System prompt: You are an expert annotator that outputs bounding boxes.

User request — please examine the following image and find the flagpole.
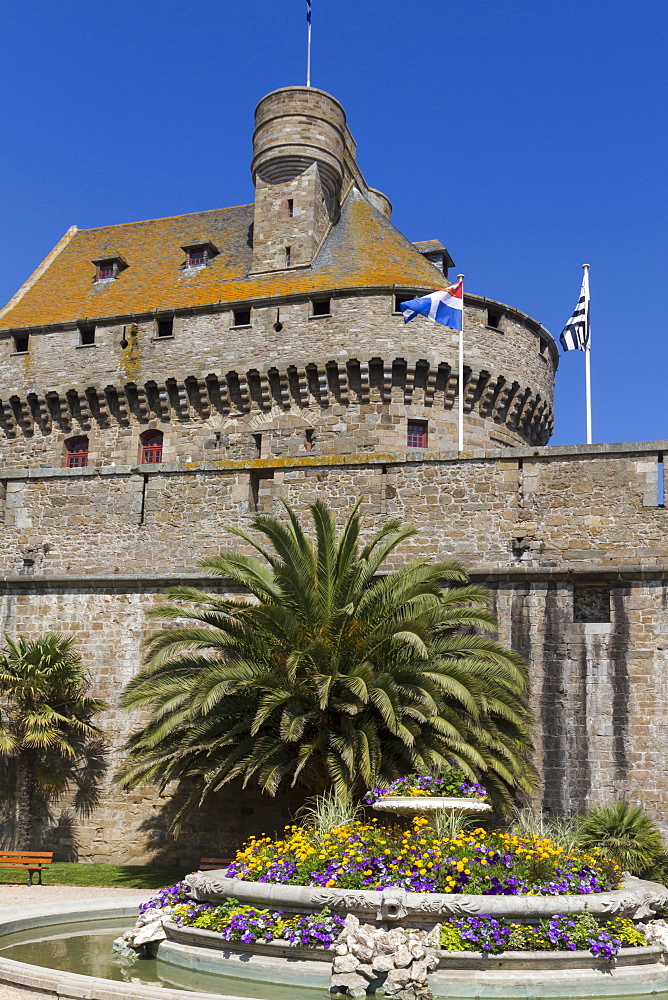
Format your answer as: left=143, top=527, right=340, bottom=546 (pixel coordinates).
left=583, top=263, right=592, bottom=444
left=306, top=0, right=312, bottom=87
left=457, top=274, right=465, bottom=452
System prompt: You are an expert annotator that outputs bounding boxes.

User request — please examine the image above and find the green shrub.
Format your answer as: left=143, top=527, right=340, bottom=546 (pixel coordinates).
left=577, top=801, right=664, bottom=874
left=440, top=923, right=469, bottom=951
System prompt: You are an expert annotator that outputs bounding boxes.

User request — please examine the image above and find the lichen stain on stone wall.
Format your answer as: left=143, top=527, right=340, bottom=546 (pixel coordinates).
left=540, top=582, right=568, bottom=815
left=610, top=584, right=630, bottom=781
left=510, top=584, right=532, bottom=665
left=572, top=640, right=592, bottom=812
left=120, top=324, right=140, bottom=382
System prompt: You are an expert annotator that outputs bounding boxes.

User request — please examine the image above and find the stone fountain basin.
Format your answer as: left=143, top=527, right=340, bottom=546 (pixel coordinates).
left=156, top=922, right=668, bottom=997
left=371, top=795, right=492, bottom=818
left=185, top=872, right=668, bottom=925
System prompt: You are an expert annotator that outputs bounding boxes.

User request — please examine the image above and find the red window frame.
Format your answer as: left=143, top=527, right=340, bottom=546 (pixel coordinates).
left=141, top=430, right=163, bottom=465
left=98, top=261, right=115, bottom=279
left=187, top=247, right=206, bottom=267
left=407, top=420, right=428, bottom=448
left=66, top=437, right=89, bottom=468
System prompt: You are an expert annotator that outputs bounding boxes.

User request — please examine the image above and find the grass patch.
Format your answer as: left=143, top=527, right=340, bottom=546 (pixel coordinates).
left=0, top=863, right=193, bottom=889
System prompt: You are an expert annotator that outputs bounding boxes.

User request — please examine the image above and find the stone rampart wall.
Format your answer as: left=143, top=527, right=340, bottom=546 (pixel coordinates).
left=0, top=442, right=664, bottom=864
left=0, top=443, right=663, bottom=576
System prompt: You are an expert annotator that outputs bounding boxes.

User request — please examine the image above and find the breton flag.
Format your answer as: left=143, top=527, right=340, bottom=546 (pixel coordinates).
left=307, top=0, right=311, bottom=23
left=560, top=272, right=590, bottom=351
left=400, top=280, right=464, bottom=331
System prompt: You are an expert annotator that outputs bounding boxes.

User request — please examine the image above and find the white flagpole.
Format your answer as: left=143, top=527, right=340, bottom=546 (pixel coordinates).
left=306, top=1, right=312, bottom=87
left=583, top=263, right=592, bottom=444
left=457, top=273, right=465, bottom=452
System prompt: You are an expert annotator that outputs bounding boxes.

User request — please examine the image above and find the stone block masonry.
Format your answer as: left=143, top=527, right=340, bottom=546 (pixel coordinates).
left=0, top=440, right=665, bottom=864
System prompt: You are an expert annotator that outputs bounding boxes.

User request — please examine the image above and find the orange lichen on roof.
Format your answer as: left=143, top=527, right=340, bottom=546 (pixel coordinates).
left=0, top=191, right=446, bottom=330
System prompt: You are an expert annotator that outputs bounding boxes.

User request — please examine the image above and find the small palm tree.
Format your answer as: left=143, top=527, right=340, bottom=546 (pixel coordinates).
left=577, top=801, right=664, bottom=874
left=0, top=633, right=107, bottom=849
left=117, top=501, right=536, bottom=829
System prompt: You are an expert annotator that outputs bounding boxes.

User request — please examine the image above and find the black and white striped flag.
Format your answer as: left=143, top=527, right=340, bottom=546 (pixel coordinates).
left=560, top=271, right=590, bottom=351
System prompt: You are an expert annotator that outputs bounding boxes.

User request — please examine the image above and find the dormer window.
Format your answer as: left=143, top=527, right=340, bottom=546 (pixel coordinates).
left=92, top=254, right=127, bottom=282
left=181, top=242, right=219, bottom=269
left=412, top=240, right=455, bottom=279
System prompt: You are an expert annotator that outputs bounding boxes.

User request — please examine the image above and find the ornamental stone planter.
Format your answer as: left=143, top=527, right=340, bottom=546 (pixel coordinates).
left=162, top=919, right=332, bottom=962
left=177, top=872, right=668, bottom=996
left=185, top=871, right=668, bottom=925
left=371, top=795, right=492, bottom=821
left=428, top=946, right=668, bottom=998
left=156, top=921, right=333, bottom=990
left=154, top=923, right=668, bottom=997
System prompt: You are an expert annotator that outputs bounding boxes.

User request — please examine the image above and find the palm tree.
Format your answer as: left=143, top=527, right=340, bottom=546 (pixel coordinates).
left=117, top=501, right=536, bottom=829
left=0, top=633, right=107, bottom=849
left=577, top=801, right=665, bottom=874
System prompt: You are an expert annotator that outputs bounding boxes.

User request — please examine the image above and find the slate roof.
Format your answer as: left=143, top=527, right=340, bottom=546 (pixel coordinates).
left=412, top=239, right=446, bottom=253
left=0, top=189, right=445, bottom=330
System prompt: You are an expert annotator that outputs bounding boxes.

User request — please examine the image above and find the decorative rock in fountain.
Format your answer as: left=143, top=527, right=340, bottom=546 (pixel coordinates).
left=331, top=915, right=441, bottom=999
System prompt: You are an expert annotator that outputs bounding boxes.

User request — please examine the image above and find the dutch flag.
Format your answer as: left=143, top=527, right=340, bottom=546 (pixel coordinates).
left=400, top=281, right=464, bottom=331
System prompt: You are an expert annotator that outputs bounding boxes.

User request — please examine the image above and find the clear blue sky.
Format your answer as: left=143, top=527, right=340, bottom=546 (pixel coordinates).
left=1, top=0, right=666, bottom=447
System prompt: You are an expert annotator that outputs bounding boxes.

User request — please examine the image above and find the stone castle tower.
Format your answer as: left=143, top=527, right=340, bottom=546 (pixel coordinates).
left=0, top=87, right=665, bottom=864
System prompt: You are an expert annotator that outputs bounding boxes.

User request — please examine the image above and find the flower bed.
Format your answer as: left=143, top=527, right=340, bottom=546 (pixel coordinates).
left=137, top=881, right=647, bottom=963
left=139, top=885, right=344, bottom=949
left=364, top=769, right=487, bottom=804
left=224, top=818, right=621, bottom=895
left=440, top=914, right=647, bottom=960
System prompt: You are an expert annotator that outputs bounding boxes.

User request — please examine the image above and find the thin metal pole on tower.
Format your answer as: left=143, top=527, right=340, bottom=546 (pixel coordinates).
left=583, top=263, right=592, bottom=444
left=457, top=274, right=465, bottom=452
left=306, top=0, right=312, bottom=87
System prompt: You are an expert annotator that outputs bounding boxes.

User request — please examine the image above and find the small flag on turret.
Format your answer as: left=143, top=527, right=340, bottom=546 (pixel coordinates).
left=560, top=273, right=590, bottom=351
left=307, top=0, right=311, bottom=24
left=400, top=280, right=464, bottom=331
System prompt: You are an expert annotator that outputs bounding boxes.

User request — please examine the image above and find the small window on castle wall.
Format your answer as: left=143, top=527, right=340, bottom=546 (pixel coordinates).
left=539, top=336, right=549, bottom=357
left=79, top=325, right=95, bottom=346
left=407, top=420, right=428, bottom=448
left=305, top=429, right=314, bottom=453
left=312, top=298, right=331, bottom=317
left=66, top=436, right=89, bottom=469
left=141, top=430, right=163, bottom=465
left=487, top=309, right=502, bottom=329
left=157, top=319, right=173, bottom=338
left=233, top=308, right=251, bottom=327
left=285, top=246, right=291, bottom=268
left=287, top=199, right=294, bottom=218
left=394, top=294, right=412, bottom=314
left=13, top=334, right=29, bottom=354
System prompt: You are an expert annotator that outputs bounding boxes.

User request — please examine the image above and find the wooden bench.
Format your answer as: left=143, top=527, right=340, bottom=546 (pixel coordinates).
left=0, top=851, right=53, bottom=885
left=199, top=857, right=234, bottom=871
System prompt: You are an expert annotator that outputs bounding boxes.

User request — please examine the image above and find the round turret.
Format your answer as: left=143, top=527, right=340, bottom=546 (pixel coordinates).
left=251, top=87, right=347, bottom=201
